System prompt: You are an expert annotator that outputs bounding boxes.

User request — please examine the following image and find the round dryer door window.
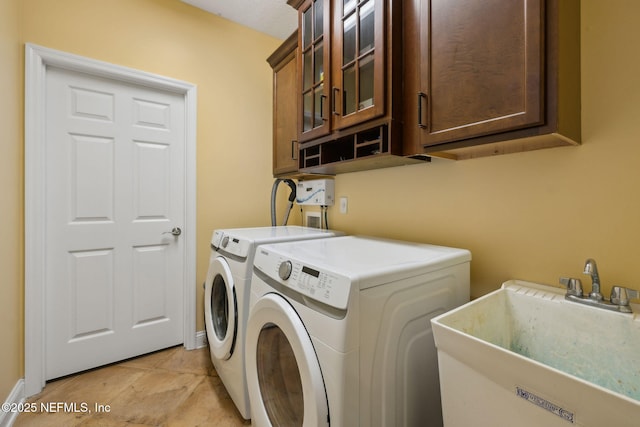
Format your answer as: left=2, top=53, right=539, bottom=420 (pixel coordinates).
left=204, top=257, right=237, bottom=360
left=246, top=293, right=329, bottom=427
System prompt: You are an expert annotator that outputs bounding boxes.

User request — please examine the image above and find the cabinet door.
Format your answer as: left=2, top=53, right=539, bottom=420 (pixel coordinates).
left=273, top=50, right=299, bottom=176
left=419, top=0, right=544, bottom=146
left=332, top=0, right=385, bottom=130
left=298, top=0, right=332, bottom=142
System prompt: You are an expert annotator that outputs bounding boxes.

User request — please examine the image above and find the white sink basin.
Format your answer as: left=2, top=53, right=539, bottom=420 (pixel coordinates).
left=432, top=280, right=640, bottom=427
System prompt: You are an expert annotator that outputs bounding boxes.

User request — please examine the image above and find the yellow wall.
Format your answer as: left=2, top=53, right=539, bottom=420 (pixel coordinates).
left=3, top=0, right=640, bottom=405
left=0, top=0, right=23, bottom=402
left=330, top=1, right=640, bottom=299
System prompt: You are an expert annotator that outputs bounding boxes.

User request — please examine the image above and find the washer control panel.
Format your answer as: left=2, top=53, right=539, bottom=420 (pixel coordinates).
left=254, top=249, right=351, bottom=310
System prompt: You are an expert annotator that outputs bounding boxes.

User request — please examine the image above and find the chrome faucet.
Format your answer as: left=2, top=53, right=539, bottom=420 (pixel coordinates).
left=583, top=258, right=603, bottom=301
left=560, top=258, right=639, bottom=313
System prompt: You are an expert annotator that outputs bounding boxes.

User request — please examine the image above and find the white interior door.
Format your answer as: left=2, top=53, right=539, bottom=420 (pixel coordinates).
left=44, top=66, right=186, bottom=380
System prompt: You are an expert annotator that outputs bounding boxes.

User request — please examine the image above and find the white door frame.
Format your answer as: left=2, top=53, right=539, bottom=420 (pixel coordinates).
left=24, top=43, right=197, bottom=396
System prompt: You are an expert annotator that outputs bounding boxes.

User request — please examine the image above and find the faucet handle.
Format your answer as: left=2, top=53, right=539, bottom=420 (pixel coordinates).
left=560, top=277, right=583, bottom=297
left=610, top=286, right=639, bottom=306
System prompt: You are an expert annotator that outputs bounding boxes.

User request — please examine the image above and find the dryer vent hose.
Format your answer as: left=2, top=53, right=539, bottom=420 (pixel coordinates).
left=271, top=179, right=296, bottom=226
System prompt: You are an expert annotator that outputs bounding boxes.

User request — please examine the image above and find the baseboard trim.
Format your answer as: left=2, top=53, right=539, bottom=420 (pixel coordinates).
left=0, top=379, right=25, bottom=427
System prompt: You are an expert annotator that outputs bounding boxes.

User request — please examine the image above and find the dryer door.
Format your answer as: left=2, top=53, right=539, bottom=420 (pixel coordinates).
left=246, top=293, right=329, bottom=427
left=204, top=256, right=237, bottom=360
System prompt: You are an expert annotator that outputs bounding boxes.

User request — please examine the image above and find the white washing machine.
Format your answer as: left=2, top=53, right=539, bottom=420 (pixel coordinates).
left=203, top=226, right=342, bottom=419
left=245, top=235, right=471, bottom=427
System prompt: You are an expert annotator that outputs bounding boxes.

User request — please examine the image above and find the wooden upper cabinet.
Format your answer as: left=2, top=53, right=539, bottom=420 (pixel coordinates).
left=405, top=0, right=581, bottom=159
left=288, top=0, right=415, bottom=174
left=268, top=32, right=299, bottom=177
left=424, top=0, right=544, bottom=145
left=296, top=0, right=332, bottom=142
left=331, top=0, right=385, bottom=130
left=292, top=0, right=390, bottom=143
left=283, top=0, right=580, bottom=170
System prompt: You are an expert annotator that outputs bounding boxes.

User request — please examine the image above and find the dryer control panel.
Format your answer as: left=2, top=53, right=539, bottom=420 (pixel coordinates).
left=254, top=249, right=351, bottom=310
left=211, top=230, right=250, bottom=258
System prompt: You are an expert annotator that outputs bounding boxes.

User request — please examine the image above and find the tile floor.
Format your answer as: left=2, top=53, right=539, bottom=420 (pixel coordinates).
left=14, top=346, right=251, bottom=426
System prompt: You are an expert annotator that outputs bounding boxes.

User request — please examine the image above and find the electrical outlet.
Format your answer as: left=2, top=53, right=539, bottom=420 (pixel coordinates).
left=339, top=197, right=348, bottom=214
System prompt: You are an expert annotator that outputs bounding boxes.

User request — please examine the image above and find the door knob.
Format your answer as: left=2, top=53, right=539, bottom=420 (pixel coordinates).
left=163, top=227, right=182, bottom=236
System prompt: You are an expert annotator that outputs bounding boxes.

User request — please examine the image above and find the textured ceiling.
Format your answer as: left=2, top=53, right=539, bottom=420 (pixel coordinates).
left=181, top=0, right=297, bottom=40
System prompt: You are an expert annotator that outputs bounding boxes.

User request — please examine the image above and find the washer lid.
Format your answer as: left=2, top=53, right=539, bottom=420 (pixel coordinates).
left=258, top=235, right=471, bottom=290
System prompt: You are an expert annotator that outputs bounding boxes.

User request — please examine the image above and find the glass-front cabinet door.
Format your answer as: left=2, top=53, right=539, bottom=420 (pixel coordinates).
left=332, top=0, right=384, bottom=130
left=298, top=0, right=331, bottom=142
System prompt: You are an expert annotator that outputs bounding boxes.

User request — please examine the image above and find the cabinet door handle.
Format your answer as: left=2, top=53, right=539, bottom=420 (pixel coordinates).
left=291, top=140, right=298, bottom=160
left=418, top=92, right=428, bottom=129
left=320, top=95, right=328, bottom=121
left=332, top=87, right=340, bottom=116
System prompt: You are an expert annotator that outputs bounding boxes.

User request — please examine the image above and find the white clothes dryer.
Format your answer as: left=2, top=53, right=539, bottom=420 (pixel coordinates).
left=245, top=236, right=471, bottom=427
left=203, top=226, right=342, bottom=419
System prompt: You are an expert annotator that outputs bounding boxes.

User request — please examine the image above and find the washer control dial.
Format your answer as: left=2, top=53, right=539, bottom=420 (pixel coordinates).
left=221, top=236, right=229, bottom=248
left=278, top=260, right=293, bottom=280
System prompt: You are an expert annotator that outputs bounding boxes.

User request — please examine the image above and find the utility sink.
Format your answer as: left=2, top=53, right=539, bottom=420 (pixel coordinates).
left=431, top=280, right=640, bottom=427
